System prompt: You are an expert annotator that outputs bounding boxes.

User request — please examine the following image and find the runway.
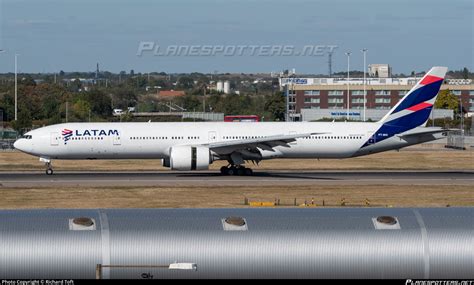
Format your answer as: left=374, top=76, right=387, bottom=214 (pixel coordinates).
left=1, top=170, right=473, bottom=188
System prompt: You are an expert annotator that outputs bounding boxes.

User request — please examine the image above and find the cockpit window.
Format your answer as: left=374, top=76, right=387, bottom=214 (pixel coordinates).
left=21, top=135, right=32, bottom=139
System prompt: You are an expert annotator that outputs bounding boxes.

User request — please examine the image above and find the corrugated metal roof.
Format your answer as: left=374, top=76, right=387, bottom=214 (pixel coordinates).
left=0, top=208, right=472, bottom=279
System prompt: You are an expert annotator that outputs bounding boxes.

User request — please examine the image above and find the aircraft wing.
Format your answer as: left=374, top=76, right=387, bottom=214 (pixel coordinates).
left=203, top=132, right=325, bottom=153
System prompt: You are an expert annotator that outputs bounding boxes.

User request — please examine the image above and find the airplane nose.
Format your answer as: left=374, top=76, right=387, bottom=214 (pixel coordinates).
left=13, top=139, right=26, bottom=152
left=14, top=137, right=35, bottom=154
left=13, top=139, right=20, bottom=150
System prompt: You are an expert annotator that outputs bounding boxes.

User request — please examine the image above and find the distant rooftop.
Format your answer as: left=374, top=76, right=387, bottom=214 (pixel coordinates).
left=158, top=90, right=185, bottom=97
left=279, top=77, right=472, bottom=86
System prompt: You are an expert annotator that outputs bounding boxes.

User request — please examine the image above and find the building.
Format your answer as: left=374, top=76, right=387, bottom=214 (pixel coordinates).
left=215, top=80, right=231, bottom=94
left=216, top=81, right=224, bottom=92
left=368, top=64, right=391, bottom=78
left=158, top=90, right=185, bottom=98
left=280, top=77, right=474, bottom=121
left=223, top=80, right=231, bottom=94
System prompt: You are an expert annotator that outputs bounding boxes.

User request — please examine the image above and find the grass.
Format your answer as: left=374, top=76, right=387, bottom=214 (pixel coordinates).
left=0, top=185, right=472, bottom=209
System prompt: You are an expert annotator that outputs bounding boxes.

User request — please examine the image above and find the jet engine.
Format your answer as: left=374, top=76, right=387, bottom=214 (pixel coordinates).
left=165, top=146, right=211, bottom=170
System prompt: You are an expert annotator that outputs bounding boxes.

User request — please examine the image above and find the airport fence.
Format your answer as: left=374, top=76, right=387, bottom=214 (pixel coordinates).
left=445, top=130, right=466, bottom=150
left=0, top=127, right=18, bottom=151
left=0, top=139, right=15, bottom=151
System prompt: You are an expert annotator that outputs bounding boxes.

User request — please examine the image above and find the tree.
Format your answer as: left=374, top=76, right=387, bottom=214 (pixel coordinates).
left=207, top=94, right=222, bottom=112
left=137, top=101, right=156, bottom=112
left=83, top=89, right=112, bottom=118
left=136, top=76, right=148, bottom=88
left=20, top=75, right=37, bottom=86
left=175, top=94, right=200, bottom=111
left=48, top=112, right=62, bottom=125
left=31, top=83, right=69, bottom=120
left=176, top=76, right=194, bottom=90
left=73, top=99, right=91, bottom=121
left=12, top=108, right=32, bottom=134
left=192, top=78, right=208, bottom=95
left=42, top=93, right=61, bottom=120
left=120, top=111, right=134, bottom=122
left=219, top=95, right=247, bottom=115
left=462, top=67, right=469, bottom=80
left=434, top=90, right=459, bottom=111
left=111, top=88, right=137, bottom=109
left=264, top=92, right=286, bottom=121
left=69, top=79, right=82, bottom=92
left=0, top=93, right=15, bottom=121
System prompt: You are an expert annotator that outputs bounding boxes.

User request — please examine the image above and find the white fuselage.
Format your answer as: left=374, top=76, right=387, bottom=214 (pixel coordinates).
left=14, top=121, right=440, bottom=161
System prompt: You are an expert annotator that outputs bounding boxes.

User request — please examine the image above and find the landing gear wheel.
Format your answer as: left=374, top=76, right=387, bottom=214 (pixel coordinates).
left=220, top=166, right=229, bottom=175
left=227, top=167, right=236, bottom=176
left=244, top=168, right=253, bottom=176
left=46, top=168, right=53, bottom=175
left=236, top=167, right=245, bottom=176
left=221, top=163, right=254, bottom=176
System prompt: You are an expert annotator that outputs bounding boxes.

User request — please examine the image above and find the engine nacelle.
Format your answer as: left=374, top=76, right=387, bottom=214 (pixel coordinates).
left=169, top=146, right=211, bottom=171
left=162, top=157, right=170, bottom=168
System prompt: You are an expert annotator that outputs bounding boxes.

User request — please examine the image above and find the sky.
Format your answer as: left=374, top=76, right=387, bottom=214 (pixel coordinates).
left=0, top=0, right=472, bottom=74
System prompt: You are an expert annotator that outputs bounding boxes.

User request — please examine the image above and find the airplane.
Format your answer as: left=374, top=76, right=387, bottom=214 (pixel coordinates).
left=14, top=66, right=449, bottom=176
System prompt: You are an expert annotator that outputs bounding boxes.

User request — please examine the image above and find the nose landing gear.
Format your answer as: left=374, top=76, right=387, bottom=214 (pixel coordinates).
left=46, top=165, right=54, bottom=175
left=40, top=157, right=54, bottom=175
left=45, top=162, right=54, bottom=175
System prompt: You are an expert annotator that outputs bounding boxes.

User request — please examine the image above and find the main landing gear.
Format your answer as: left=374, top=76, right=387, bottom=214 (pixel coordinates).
left=220, top=165, right=253, bottom=176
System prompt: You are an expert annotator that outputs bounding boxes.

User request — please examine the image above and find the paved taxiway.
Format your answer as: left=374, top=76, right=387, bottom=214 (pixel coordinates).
left=0, top=170, right=473, bottom=188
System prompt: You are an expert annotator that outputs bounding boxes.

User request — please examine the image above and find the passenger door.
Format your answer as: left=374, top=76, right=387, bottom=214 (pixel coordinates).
left=50, top=132, right=59, bottom=146
left=208, top=131, right=217, bottom=143
left=113, top=135, right=121, bottom=146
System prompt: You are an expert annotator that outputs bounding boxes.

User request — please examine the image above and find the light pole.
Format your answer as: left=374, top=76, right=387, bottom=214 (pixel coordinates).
left=283, top=72, right=290, bottom=122
left=361, top=48, right=367, bottom=122
left=345, top=52, right=351, bottom=120
left=285, top=81, right=289, bottom=122
left=14, top=53, right=18, bottom=121
left=460, top=97, right=464, bottom=135
left=290, top=81, right=294, bottom=122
